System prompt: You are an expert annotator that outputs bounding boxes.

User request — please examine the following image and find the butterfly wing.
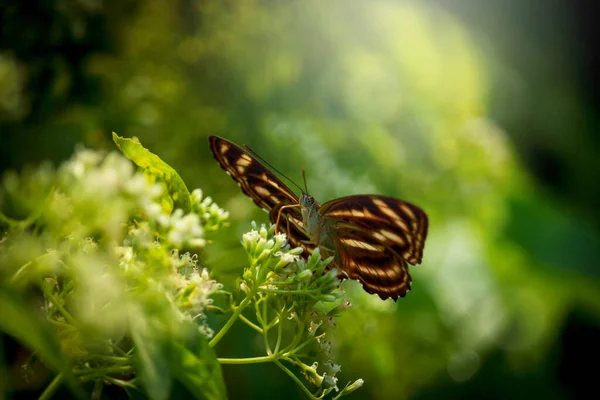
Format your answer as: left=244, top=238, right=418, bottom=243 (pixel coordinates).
left=209, top=136, right=315, bottom=254
left=319, top=195, right=428, bottom=300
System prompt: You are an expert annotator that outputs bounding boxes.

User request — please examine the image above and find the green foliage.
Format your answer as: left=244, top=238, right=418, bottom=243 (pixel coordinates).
left=112, top=133, right=191, bottom=213
left=0, top=138, right=229, bottom=399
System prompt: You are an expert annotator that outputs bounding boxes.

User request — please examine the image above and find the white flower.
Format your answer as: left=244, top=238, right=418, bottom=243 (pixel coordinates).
left=274, top=232, right=287, bottom=247
left=323, top=374, right=338, bottom=390
left=242, top=229, right=260, bottom=246
left=326, top=361, right=341, bottom=375
left=278, top=251, right=299, bottom=264
left=124, top=174, right=149, bottom=196
left=144, top=202, right=163, bottom=218
left=191, top=188, right=203, bottom=202
left=68, top=149, right=103, bottom=178
left=167, top=212, right=204, bottom=247
left=259, top=224, right=268, bottom=239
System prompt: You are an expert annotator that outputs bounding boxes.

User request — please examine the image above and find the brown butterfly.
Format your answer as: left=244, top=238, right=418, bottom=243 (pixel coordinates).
left=209, top=136, right=428, bottom=300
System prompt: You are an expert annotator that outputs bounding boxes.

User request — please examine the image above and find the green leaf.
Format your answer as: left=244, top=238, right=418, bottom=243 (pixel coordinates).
left=130, top=317, right=172, bottom=400
left=112, top=132, right=191, bottom=213
left=170, top=323, right=227, bottom=400
left=0, top=288, right=85, bottom=399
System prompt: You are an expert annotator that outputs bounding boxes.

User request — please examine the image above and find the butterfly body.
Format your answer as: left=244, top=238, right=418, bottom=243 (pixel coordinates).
left=209, top=135, right=428, bottom=301
left=299, top=194, right=332, bottom=251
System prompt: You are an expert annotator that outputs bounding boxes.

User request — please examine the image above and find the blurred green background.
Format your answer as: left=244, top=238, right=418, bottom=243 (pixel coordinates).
left=1, top=0, right=600, bottom=399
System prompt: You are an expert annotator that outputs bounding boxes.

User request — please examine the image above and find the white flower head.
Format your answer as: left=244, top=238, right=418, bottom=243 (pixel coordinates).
left=242, top=229, right=260, bottom=247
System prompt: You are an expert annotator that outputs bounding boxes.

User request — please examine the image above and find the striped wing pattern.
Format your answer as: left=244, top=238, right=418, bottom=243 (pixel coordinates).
left=208, top=136, right=316, bottom=256
left=209, top=135, right=429, bottom=301
left=320, top=195, right=428, bottom=299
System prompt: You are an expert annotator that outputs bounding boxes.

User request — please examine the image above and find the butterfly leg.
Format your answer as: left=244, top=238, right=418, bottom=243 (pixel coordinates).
left=274, top=204, right=300, bottom=234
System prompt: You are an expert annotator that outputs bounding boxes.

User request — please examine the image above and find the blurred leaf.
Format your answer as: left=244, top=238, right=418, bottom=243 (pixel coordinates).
left=170, top=322, right=227, bottom=400
left=0, top=288, right=84, bottom=399
left=112, top=133, right=191, bottom=213
left=130, top=317, right=172, bottom=400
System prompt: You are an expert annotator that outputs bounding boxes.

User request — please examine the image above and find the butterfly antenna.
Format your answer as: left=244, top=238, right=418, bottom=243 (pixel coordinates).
left=244, top=143, right=304, bottom=193
left=302, top=169, right=309, bottom=194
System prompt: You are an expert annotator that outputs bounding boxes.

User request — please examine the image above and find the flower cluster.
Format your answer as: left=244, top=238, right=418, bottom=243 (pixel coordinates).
left=0, top=146, right=228, bottom=398
left=212, top=221, right=362, bottom=399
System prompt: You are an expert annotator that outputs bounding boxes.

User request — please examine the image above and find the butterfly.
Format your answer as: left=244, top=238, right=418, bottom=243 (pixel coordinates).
left=208, top=135, right=428, bottom=300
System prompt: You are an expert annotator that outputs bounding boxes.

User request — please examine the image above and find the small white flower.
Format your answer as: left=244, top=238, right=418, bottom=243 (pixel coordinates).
left=168, top=212, right=204, bottom=247
left=259, top=225, right=268, bottom=239
left=274, top=232, right=287, bottom=247
left=144, top=202, right=163, bottom=218
left=191, top=188, right=203, bottom=202
left=156, top=213, right=170, bottom=227
left=187, top=238, right=207, bottom=248
left=278, top=252, right=299, bottom=264
left=327, top=361, right=341, bottom=375
left=320, top=340, right=332, bottom=354
left=323, top=374, right=338, bottom=390
left=117, top=246, right=134, bottom=267
left=242, top=229, right=260, bottom=245
left=148, top=183, right=163, bottom=198
left=124, top=174, right=148, bottom=196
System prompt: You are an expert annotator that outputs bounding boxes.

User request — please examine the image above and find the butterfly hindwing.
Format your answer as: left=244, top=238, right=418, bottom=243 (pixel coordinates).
left=320, top=195, right=428, bottom=265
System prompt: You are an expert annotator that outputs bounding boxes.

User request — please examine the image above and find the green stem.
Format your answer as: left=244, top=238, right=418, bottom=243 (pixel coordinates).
left=289, top=333, right=323, bottom=356
left=254, top=297, right=265, bottom=327
left=42, top=288, right=79, bottom=327
left=92, top=378, right=103, bottom=400
left=209, top=293, right=253, bottom=348
left=39, top=373, right=64, bottom=400
left=258, top=288, right=321, bottom=297
left=274, top=360, right=318, bottom=400
left=104, top=376, right=138, bottom=388
left=265, top=314, right=282, bottom=331
left=261, top=298, right=272, bottom=354
left=73, top=365, right=135, bottom=377
left=238, top=314, right=262, bottom=333
left=274, top=313, right=283, bottom=354
left=80, top=355, right=131, bottom=364
left=217, top=355, right=277, bottom=364
left=278, top=320, right=306, bottom=355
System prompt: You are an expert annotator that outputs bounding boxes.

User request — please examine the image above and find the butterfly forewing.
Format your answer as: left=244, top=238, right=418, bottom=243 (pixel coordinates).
left=209, top=136, right=299, bottom=212
left=209, top=136, right=314, bottom=252
left=209, top=135, right=429, bottom=301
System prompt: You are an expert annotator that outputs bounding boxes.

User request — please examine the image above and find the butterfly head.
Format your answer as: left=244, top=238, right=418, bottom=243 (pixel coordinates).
left=299, top=192, right=321, bottom=239
left=300, top=193, right=315, bottom=208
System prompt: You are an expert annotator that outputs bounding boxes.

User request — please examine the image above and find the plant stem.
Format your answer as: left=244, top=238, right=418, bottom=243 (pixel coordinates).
left=39, top=373, right=64, bottom=400
left=42, top=287, right=79, bottom=327
left=217, top=355, right=277, bottom=364
left=209, top=293, right=253, bottom=348
left=274, top=313, right=283, bottom=354
left=274, top=360, right=318, bottom=399
left=238, top=314, right=262, bottom=333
